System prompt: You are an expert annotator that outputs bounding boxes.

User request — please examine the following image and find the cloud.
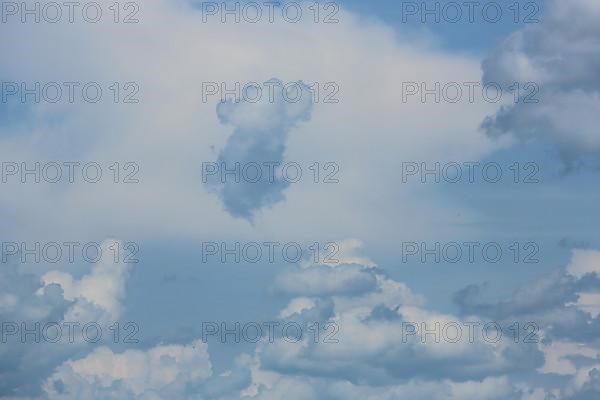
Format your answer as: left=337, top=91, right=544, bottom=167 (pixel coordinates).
left=4, top=0, right=592, bottom=398
left=453, top=249, right=600, bottom=343
left=248, top=372, right=529, bottom=400
left=0, top=262, right=71, bottom=396
left=540, top=341, right=600, bottom=375
left=0, top=239, right=136, bottom=397
left=274, top=264, right=378, bottom=297
left=300, top=239, right=376, bottom=268
left=0, top=0, right=495, bottom=245
left=1, top=239, right=250, bottom=400
left=43, top=340, right=212, bottom=400
left=480, top=0, right=600, bottom=168
left=256, top=242, right=543, bottom=386
left=563, top=366, right=600, bottom=400
left=42, top=342, right=260, bottom=400
left=40, top=240, right=134, bottom=323
left=453, top=248, right=600, bottom=398
left=205, top=79, right=313, bottom=220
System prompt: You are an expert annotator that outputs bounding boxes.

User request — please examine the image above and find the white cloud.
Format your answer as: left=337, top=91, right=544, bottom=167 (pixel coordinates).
left=40, top=239, right=133, bottom=322
left=566, top=249, right=600, bottom=279
left=249, top=373, right=527, bottom=400
left=44, top=340, right=212, bottom=400
left=540, top=341, right=600, bottom=375
left=279, top=297, right=317, bottom=319
left=258, top=242, right=542, bottom=385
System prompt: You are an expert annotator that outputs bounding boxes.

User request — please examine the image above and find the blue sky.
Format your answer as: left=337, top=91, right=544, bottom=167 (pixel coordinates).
left=338, top=0, right=548, bottom=51
left=1, top=0, right=600, bottom=399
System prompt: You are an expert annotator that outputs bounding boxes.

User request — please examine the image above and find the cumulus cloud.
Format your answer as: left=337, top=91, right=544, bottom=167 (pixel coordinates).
left=0, top=239, right=136, bottom=397
left=205, top=79, right=313, bottom=220
left=454, top=248, right=600, bottom=399
left=3, top=0, right=595, bottom=398
left=40, top=240, right=134, bottom=323
left=41, top=341, right=261, bottom=400
left=258, top=306, right=542, bottom=385
left=480, top=0, right=600, bottom=168
left=44, top=340, right=212, bottom=400
left=1, top=240, right=254, bottom=400
left=453, top=249, right=600, bottom=343
left=0, top=263, right=71, bottom=396
left=256, top=241, right=543, bottom=387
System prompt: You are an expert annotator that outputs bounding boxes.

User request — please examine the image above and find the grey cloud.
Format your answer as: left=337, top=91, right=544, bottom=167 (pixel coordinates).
left=480, top=0, right=600, bottom=168
left=454, top=268, right=600, bottom=342
left=261, top=260, right=544, bottom=385
left=205, top=78, right=313, bottom=220
left=0, top=240, right=136, bottom=397
left=0, top=264, right=71, bottom=396
left=564, top=368, right=600, bottom=400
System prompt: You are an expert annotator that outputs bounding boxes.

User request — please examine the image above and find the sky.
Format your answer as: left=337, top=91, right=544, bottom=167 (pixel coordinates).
left=1, top=0, right=600, bottom=399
